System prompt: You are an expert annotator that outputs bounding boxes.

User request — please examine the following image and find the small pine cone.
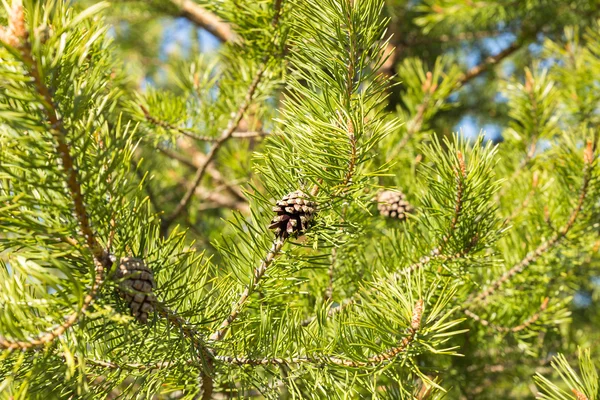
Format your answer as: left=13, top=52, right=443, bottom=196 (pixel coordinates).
left=269, top=190, right=316, bottom=239
left=377, top=190, right=414, bottom=221
left=116, top=257, right=156, bottom=324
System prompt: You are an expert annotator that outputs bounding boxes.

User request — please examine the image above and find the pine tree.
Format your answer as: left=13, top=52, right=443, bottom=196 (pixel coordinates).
left=1, top=0, right=599, bottom=399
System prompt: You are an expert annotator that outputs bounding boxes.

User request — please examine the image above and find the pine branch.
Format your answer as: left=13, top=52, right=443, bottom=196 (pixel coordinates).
left=457, top=39, right=524, bottom=86
left=142, top=105, right=268, bottom=142
left=174, top=144, right=248, bottom=203
left=0, top=5, right=111, bottom=350
left=435, top=150, right=467, bottom=254
left=218, top=299, right=424, bottom=367
left=170, top=0, right=235, bottom=42
left=304, top=150, right=471, bottom=326
left=132, top=159, right=163, bottom=213
left=505, top=171, right=539, bottom=222
left=210, top=236, right=285, bottom=341
left=302, top=249, right=468, bottom=326
left=160, top=0, right=283, bottom=236
left=160, top=59, right=267, bottom=236
left=470, top=141, right=595, bottom=305
left=394, top=36, right=527, bottom=154
left=463, top=297, right=549, bottom=333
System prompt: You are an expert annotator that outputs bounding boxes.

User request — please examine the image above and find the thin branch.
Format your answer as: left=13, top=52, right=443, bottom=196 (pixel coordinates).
left=132, top=159, right=163, bottom=213
left=470, top=141, right=595, bottom=305
left=435, top=151, right=467, bottom=254
left=141, top=105, right=214, bottom=142
left=463, top=297, right=549, bottom=333
left=302, top=250, right=466, bottom=326
left=155, top=302, right=214, bottom=359
left=155, top=301, right=215, bottom=399
left=90, top=300, right=422, bottom=372
left=219, top=299, right=424, bottom=367
left=141, top=105, right=268, bottom=142
left=392, top=38, right=526, bottom=154
left=303, top=152, right=470, bottom=326
left=505, top=171, right=539, bottom=222
left=457, top=40, right=523, bottom=86
left=0, top=8, right=110, bottom=350
left=171, top=0, right=235, bottom=42
left=210, top=237, right=286, bottom=341
left=161, top=61, right=268, bottom=235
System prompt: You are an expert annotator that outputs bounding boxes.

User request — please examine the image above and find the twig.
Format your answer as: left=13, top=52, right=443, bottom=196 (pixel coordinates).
left=131, top=159, right=163, bottom=213
left=457, top=40, right=523, bottom=86
left=470, top=141, right=595, bottom=305
left=141, top=105, right=214, bottom=142
left=463, top=297, right=549, bottom=333
left=303, top=152, right=469, bottom=326
left=302, top=250, right=465, bottom=326
left=392, top=38, right=526, bottom=154
left=142, top=105, right=267, bottom=142
left=171, top=0, right=235, bottom=42
left=435, top=151, right=467, bottom=254
left=0, top=7, right=110, bottom=350
left=155, top=302, right=214, bottom=360
left=90, top=300, right=422, bottom=372
left=220, top=299, right=423, bottom=367
left=160, top=59, right=267, bottom=236
left=210, top=237, right=286, bottom=341
left=155, top=302, right=215, bottom=400
left=505, top=171, right=539, bottom=222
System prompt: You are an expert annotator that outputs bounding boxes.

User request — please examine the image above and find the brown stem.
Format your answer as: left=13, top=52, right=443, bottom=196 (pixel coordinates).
left=457, top=40, right=523, bottom=86
left=172, top=0, right=235, bottom=42
left=210, top=237, right=285, bottom=341
left=160, top=62, right=267, bottom=235
left=142, top=105, right=267, bottom=142
left=392, top=37, right=527, bottom=153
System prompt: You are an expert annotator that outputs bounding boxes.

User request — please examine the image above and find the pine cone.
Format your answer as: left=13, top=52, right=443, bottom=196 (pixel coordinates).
left=377, top=190, right=413, bottom=221
left=269, top=190, right=316, bottom=239
left=116, top=257, right=156, bottom=324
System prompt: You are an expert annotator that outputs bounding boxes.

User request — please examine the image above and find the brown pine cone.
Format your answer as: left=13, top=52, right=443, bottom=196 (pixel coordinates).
left=116, top=257, right=156, bottom=324
left=269, top=190, right=316, bottom=239
left=377, top=190, right=414, bottom=221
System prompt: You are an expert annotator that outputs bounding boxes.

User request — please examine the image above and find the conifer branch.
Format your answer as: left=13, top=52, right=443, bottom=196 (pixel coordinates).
left=457, top=40, right=523, bottom=86
left=171, top=0, right=235, bottom=42
left=92, top=297, right=420, bottom=370
left=141, top=105, right=267, bottom=142
left=219, top=299, right=424, bottom=367
left=304, top=151, right=470, bottom=326
left=471, top=141, right=595, bottom=305
left=505, top=171, right=539, bottom=221
left=160, top=64, right=266, bottom=234
left=434, top=151, right=466, bottom=254
left=394, top=37, right=526, bottom=153
left=0, top=5, right=110, bottom=350
left=463, top=297, right=549, bottom=333
left=302, top=250, right=466, bottom=326
left=161, top=0, right=285, bottom=235
left=210, top=237, right=286, bottom=341
left=0, top=261, right=105, bottom=351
